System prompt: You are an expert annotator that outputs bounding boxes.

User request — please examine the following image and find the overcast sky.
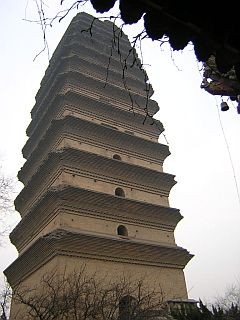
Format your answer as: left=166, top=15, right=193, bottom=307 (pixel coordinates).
left=1, top=1, right=240, bottom=303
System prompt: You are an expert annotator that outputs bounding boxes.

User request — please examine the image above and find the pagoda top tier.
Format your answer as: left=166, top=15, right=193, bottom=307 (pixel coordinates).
left=31, top=12, right=158, bottom=120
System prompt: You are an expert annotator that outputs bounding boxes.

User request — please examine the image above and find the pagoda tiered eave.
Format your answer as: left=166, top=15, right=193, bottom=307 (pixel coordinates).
left=31, top=70, right=159, bottom=122
left=26, top=91, right=163, bottom=142
left=11, top=184, right=183, bottom=251
left=22, top=115, right=169, bottom=166
left=16, top=147, right=176, bottom=216
left=38, top=12, right=147, bottom=94
left=35, top=53, right=153, bottom=107
left=5, top=228, right=193, bottom=287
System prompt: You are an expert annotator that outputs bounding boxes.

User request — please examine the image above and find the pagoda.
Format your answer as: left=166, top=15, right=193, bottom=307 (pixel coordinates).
left=4, top=11, right=193, bottom=315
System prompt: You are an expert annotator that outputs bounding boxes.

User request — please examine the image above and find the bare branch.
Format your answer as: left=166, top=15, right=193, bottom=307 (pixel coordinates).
left=12, top=267, right=166, bottom=319
left=0, top=279, right=12, bottom=320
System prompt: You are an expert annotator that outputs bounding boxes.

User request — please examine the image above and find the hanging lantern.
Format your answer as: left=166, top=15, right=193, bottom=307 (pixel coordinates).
left=220, top=101, right=229, bottom=111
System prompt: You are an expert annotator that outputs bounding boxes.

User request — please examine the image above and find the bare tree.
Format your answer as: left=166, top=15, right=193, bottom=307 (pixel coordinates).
left=0, top=171, right=13, bottom=213
left=12, top=266, right=167, bottom=320
left=0, top=279, right=11, bottom=320
left=214, top=280, right=240, bottom=310
left=0, top=167, right=15, bottom=240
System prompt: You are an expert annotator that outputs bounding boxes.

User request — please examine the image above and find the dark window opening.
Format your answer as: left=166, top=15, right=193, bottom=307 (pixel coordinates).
left=117, top=225, right=128, bottom=237
left=115, top=187, right=125, bottom=197
left=113, top=154, right=122, bottom=160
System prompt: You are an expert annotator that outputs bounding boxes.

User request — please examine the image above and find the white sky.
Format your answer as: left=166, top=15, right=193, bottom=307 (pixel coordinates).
left=1, top=0, right=240, bottom=303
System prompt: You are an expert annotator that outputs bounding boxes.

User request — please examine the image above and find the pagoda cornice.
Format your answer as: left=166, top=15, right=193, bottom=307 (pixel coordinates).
left=53, top=27, right=131, bottom=62
left=63, top=40, right=145, bottom=82
left=22, top=115, right=169, bottom=167
left=67, top=12, right=130, bottom=46
left=12, top=185, right=182, bottom=239
left=16, top=147, right=176, bottom=215
left=65, top=31, right=132, bottom=60
left=31, top=69, right=158, bottom=120
left=26, top=91, right=162, bottom=142
left=49, top=19, right=137, bottom=71
left=5, top=228, right=193, bottom=287
left=35, top=54, right=153, bottom=106
left=10, top=185, right=183, bottom=252
left=63, top=31, right=135, bottom=62
left=70, top=12, right=130, bottom=46
left=41, top=42, right=146, bottom=98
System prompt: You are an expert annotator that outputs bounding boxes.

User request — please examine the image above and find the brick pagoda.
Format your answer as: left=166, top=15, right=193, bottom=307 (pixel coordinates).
left=5, top=11, right=193, bottom=316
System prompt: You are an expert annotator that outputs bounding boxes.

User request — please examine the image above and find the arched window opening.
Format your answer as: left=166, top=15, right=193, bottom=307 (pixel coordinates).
left=117, top=225, right=128, bottom=237
left=119, top=295, right=137, bottom=320
left=113, top=154, right=122, bottom=160
left=115, top=187, right=125, bottom=197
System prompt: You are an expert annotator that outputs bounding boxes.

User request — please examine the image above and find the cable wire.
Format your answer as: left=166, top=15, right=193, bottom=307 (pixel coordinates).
left=215, top=97, right=240, bottom=208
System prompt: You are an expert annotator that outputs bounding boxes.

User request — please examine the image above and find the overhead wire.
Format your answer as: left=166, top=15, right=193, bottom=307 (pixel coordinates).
left=215, top=97, right=240, bottom=208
